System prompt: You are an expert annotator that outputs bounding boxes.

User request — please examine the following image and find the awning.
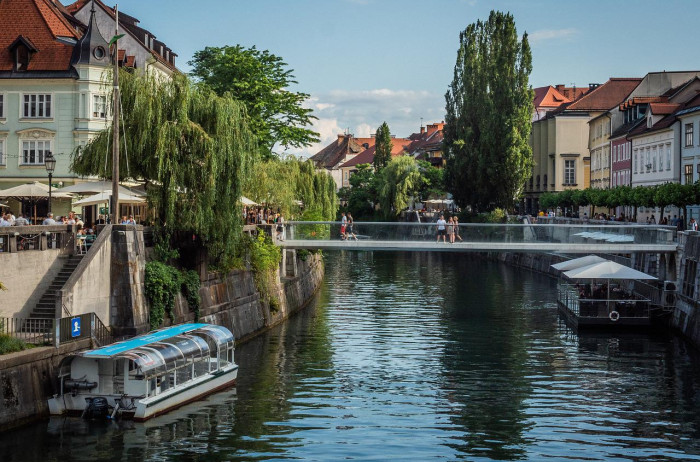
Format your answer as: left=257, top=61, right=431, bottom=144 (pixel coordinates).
left=551, top=255, right=607, bottom=271
left=73, top=190, right=146, bottom=206
left=240, top=196, right=257, bottom=206
left=563, top=260, right=657, bottom=280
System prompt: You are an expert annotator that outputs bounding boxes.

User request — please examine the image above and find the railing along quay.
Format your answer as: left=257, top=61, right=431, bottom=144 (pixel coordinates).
left=0, top=312, right=112, bottom=348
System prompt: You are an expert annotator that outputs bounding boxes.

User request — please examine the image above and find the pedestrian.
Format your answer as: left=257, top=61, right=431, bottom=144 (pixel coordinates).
left=13, top=213, right=29, bottom=226
left=276, top=213, right=285, bottom=241
left=340, top=212, right=347, bottom=240
left=447, top=216, right=455, bottom=243
left=347, top=213, right=358, bottom=241
left=690, top=218, right=698, bottom=231
left=42, top=213, right=56, bottom=225
left=453, top=216, right=463, bottom=242
left=436, top=214, right=447, bottom=243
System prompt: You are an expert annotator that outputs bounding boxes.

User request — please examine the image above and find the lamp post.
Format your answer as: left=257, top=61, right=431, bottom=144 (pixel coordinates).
left=45, top=151, right=56, bottom=213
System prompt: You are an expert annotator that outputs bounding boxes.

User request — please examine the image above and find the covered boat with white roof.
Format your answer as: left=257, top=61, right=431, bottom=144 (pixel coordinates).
left=48, top=323, right=237, bottom=421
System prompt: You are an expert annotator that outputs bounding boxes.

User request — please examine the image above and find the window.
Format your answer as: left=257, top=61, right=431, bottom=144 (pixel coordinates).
left=652, top=147, right=657, bottom=172
left=0, top=94, right=4, bottom=118
left=21, top=140, right=49, bottom=165
left=564, top=160, right=575, bottom=185
left=22, top=94, right=51, bottom=118
left=0, top=139, right=4, bottom=165
left=685, top=164, right=693, bottom=185
left=634, top=150, right=637, bottom=173
left=92, top=95, right=107, bottom=118
left=686, top=123, right=694, bottom=147
left=666, top=146, right=671, bottom=171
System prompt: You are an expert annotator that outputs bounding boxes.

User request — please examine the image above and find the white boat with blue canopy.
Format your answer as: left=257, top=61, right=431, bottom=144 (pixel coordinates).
left=48, top=323, right=238, bottom=421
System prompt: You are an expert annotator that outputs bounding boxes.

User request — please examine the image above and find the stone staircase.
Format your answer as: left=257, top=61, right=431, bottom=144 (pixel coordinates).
left=29, top=254, right=84, bottom=320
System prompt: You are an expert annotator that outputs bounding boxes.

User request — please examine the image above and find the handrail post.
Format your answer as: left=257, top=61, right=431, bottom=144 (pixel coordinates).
left=54, top=318, right=60, bottom=348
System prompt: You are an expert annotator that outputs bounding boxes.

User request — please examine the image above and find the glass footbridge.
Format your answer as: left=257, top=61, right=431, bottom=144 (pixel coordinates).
left=272, top=221, right=678, bottom=254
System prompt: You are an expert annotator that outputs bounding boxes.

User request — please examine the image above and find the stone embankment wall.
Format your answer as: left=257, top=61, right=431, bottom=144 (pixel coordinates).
left=0, top=339, right=91, bottom=431
left=0, top=248, right=324, bottom=432
left=0, top=250, right=64, bottom=318
left=671, top=231, right=700, bottom=345
left=169, top=251, right=324, bottom=344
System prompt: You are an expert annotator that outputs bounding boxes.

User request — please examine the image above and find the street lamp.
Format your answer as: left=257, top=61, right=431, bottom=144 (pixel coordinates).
left=45, top=151, right=56, bottom=213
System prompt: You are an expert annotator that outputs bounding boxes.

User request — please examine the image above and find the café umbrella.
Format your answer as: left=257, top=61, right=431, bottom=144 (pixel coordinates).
left=73, top=190, right=145, bottom=207
left=0, top=181, right=72, bottom=222
left=59, top=181, right=144, bottom=196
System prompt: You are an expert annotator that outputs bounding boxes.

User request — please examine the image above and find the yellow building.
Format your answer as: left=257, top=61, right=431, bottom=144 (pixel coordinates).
left=524, top=79, right=641, bottom=215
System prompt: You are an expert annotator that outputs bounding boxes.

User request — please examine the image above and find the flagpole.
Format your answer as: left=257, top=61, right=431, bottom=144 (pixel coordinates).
left=111, top=4, right=120, bottom=225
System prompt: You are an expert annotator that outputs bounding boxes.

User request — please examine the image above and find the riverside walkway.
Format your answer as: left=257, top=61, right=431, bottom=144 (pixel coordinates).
left=275, top=221, right=678, bottom=254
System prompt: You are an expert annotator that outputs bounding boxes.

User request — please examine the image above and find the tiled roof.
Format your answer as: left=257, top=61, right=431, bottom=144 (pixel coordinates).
left=67, top=0, right=178, bottom=71
left=610, top=118, right=645, bottom=139
left=310, top=135, right=375, bottom=169
left=0, top=0, right=80, bottom=72
left=629, top=93, right=700, bottom=138
left=534, top=86, right=571, bottom=108
left=649, top=103, right=679, bottom=115
left=339, top=140, right=411, bottom=168
left=565, top=78, right=642, bottom=111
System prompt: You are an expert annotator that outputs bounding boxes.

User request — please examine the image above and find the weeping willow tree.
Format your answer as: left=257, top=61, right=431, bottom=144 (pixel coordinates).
left=378, top=156, right=422, bottom=219
left=71, top=70, right=257, bottom=268
left=243, top=157, right=337, bottom=220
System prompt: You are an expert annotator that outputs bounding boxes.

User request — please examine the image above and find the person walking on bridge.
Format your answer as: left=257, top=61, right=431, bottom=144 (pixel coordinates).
left=347, top=213, right=358, bottom=241
left=436, top=215, right=447, bottom=243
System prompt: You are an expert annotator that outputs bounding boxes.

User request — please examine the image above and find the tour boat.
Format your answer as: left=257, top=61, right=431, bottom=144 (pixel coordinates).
left=48, top=323, right=238, bottom=421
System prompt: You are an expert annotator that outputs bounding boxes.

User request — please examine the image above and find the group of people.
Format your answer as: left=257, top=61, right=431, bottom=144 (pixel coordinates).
left=0, top=211, right=29, bottom=226
left=435, top=215, right=463, bottom=243
left=244, top=206, right=282, bottom=226
left=339, top=212, right=357, bottom=240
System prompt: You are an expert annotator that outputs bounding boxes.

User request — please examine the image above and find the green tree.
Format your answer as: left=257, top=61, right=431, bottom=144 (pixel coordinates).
left=71, top=71, right=256, bottom=269
left=444, top=10, right=533, bottom=212
left=373, top=122, right=393, bottom=170
left=378, top=156, right=422, bottom=219
left=346, top=164, right=379, bottom=219
left=416, top=160, right=445, bottom=201
left=189, top=45, right=319, bottom=158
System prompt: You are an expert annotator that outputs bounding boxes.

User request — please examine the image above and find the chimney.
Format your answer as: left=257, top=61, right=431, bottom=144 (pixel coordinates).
left=420, top=126, right=425, bottom=134
left=555, top=84, right=565, bottom=92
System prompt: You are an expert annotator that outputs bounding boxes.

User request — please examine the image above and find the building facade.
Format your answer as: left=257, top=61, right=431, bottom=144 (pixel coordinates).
left=0, top=0, right=176, bottom=211
left=677, top=96, right=700, bottom=221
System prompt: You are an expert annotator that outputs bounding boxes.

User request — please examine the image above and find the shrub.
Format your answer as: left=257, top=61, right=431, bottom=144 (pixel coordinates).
left=0, top=334, right=29, bottom=355
left=181, top=270, right=202, bottom=322
left=145, top=261, right=183, bottom=329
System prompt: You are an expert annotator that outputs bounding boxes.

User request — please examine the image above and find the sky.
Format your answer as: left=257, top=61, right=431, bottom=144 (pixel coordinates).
left=71, top=0, right=700, bottom=157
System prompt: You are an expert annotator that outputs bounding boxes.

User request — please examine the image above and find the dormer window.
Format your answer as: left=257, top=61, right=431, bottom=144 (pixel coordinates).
left=9, top=36, right=38, bottom=72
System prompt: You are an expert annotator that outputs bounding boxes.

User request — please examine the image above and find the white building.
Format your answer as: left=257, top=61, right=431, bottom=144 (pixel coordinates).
left=677, top=95, right=700, bottom=221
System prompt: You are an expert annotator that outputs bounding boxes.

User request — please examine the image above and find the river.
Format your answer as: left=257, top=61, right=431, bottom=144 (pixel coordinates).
left=2, top=252, right=700, bottom=461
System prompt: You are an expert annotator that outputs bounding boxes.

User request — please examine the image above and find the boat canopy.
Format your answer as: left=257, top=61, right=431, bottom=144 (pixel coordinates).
left=80, top=324, right=235, bottom=377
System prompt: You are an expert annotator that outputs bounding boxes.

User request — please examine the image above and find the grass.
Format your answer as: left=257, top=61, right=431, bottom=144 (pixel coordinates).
left=0, top=334, right=30, bottom=355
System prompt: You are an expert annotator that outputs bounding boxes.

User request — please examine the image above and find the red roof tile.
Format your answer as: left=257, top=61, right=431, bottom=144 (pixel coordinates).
left=534, top=86, right=571, bottom=109
left=649, top=103, right=679, bottom=115
left=311, top=135, right=376, bottom=169
left=0, top=0, right=80, bottom=72
left=565, top=78, right=642, bottom=111
left=340, top=139, right=411, bottom=168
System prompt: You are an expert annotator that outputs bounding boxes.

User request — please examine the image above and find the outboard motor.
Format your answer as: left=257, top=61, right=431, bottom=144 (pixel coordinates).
left=82, top=397, right=110, bottom=419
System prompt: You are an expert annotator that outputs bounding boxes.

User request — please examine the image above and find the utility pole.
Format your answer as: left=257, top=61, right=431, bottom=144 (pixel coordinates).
left=111, top=4, right=120, bottom=225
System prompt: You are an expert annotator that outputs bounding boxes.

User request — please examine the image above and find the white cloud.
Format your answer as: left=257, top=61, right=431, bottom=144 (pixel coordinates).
left=528, top=28, right=578, bottom=44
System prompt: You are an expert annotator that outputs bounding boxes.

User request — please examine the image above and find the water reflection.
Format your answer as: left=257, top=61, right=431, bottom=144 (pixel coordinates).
left=1, top=252, right=700, bottom=461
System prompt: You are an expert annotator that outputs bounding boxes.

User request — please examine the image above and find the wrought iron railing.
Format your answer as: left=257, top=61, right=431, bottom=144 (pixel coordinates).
left=557, top=282, right=651, bottom=319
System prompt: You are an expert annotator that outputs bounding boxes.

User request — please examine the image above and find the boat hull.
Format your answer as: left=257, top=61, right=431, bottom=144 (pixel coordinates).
left=48, top=364, right=238, bottom=421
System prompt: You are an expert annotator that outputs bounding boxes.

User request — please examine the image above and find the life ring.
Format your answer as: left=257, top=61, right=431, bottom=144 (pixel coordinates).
left=609, top=310, right=620, bottom=322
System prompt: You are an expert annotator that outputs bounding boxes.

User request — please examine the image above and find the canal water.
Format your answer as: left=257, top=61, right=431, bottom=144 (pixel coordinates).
left=2, top=252, right=700, bottom=461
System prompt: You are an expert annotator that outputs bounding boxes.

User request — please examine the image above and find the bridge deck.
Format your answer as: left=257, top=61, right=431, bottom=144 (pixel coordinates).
left=278, top=239, right=678, bottom=253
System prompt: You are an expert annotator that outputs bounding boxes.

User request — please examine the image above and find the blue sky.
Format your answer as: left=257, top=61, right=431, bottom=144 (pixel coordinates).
left=80, top=0, right=700, bottom=156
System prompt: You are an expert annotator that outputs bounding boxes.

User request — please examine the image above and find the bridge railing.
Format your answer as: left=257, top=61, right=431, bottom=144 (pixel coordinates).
left=279, top=221, right=676, bottom=247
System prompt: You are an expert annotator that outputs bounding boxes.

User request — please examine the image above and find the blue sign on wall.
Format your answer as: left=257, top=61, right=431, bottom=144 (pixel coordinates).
left=71, top=317, right=81, bottom=338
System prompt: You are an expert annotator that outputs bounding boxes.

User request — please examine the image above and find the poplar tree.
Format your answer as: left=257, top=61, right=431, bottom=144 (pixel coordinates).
left=373, top=122, right=393, bottom=171
left=444, top=11, right=534, bottom=211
